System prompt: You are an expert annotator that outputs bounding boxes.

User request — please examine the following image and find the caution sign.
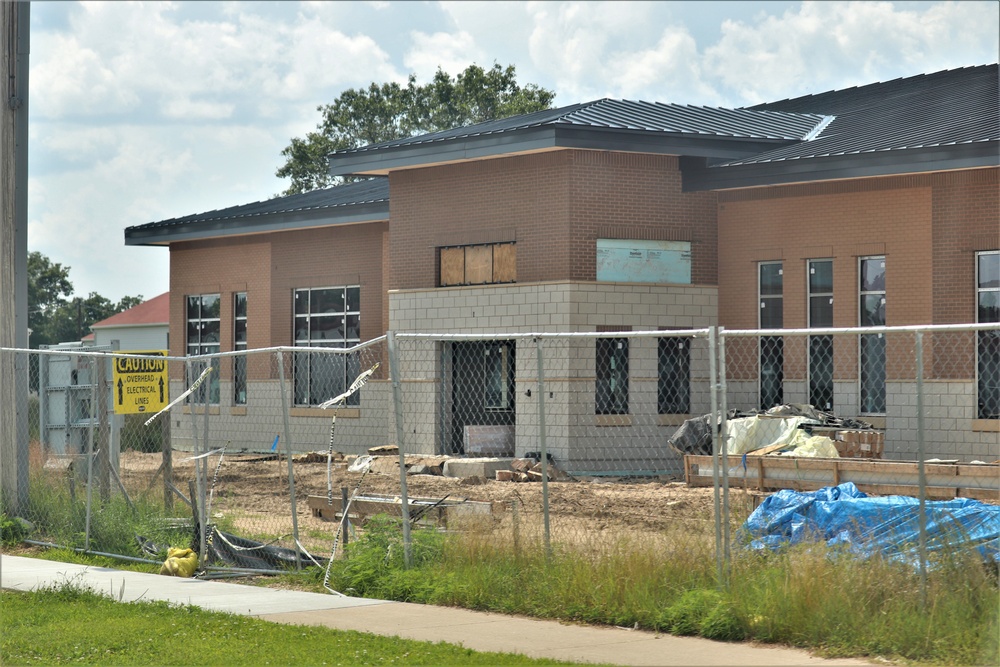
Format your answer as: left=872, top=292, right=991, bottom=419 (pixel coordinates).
left=113, top=350, right=169, bottom=415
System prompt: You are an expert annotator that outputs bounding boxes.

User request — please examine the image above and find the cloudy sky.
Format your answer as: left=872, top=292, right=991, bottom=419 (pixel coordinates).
left=28, top=1, right=999, bottom=303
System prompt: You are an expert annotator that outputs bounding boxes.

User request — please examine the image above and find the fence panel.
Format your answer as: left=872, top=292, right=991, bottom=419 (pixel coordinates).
left=3, top=323, right=996, bottom=581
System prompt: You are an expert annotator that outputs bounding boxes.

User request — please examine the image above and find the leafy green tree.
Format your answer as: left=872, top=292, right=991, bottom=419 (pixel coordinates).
left=276, top=63, right=555, bottom=195
left=27, top=251, right=143, bottom=348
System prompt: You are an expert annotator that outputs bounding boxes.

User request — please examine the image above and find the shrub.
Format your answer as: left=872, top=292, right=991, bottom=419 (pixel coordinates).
left=668, top=589, right=724, bottom=636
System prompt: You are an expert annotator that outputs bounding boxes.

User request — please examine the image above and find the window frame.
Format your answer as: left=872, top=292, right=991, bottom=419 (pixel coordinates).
left=858, top=255, right=887, bottom=415
left=292, top=285, right=362, bottom=407
left=807, top=259, right=834, bottom=412
left=976, top=250, right=1000, bottom=419
left=595, top=337, right=630, bottom=415
left=185, top=293, right=221, bottom=405
left=233, top=292, right=247, bottom=406
left=439, top=242, right=516, bottom=287
left=657, top=334, right=691, bottom=415
left=758, top=261, right=783, bottom=410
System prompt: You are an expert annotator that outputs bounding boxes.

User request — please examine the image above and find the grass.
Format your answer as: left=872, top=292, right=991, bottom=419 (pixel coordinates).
left=0, top=581, right=580, bottom=666
left=311, top=514, right=999, bottom=665
left=9, top=447, right=998, bottom=666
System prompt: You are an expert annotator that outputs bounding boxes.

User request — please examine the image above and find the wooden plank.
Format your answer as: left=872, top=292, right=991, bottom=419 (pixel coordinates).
left=440, top=247, right=465, bottom=286
left=683, top=455, right=999, bottom=497
left=465, top=245, right=493, bottom=284
left=493, top=243, right=517, bottom=282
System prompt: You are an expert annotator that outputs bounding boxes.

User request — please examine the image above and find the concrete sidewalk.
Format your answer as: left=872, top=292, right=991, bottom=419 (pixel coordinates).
left=1, top=554, right=869, bottom=666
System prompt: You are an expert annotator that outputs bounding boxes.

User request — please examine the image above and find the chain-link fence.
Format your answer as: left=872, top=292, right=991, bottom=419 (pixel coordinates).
left=2, top=323, right=997, bottom=582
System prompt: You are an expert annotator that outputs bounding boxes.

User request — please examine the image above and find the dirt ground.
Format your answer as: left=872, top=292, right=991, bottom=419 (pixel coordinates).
left=115, top=449, right=741, bottom=553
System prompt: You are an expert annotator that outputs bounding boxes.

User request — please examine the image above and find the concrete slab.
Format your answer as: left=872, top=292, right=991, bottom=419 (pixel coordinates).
left=0, top=555, right=386, bottom=614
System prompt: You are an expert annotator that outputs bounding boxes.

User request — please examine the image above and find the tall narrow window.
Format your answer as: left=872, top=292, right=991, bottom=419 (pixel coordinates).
left=484, top=343, right=515, bottom=411
left=859, top=256, right=886, bottom=414
left=759, top=262, right=783, bottom=410
left=658, top=336, right=691, bottom=414
left=808, top=260, right=834, bottom=411
left=233, top=292, right=247, bottom=405
left=977, top=251, right=1000, bottom=419
left=596, top=338, right=629, bottom=415
left=293, top=286, right=361, bottom=406
left=186, top=294, right=220, bottom=404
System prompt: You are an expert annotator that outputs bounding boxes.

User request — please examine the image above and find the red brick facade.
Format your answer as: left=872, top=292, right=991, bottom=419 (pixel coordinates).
left=717, top=168, right=999, bottom=381
left=388, top=150, right=718, bottom=291
left=169, top=222, right=387, bottom=381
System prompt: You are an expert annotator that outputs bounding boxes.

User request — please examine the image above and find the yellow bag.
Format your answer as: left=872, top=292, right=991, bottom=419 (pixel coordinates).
left=159, top=547, right=198, bottom=577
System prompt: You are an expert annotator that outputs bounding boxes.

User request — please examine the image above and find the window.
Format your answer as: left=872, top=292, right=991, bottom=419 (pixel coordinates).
left=293, top=286, right=361, bottom=406
left=808, top=260, right=834, bottom=411
left=186, top=294, right=220, bottom=404
left=977, top=251, right=999, bottom=419
left=439, top=243, right=516, bottom=286
left=658, top=336, right=691, bottom=414
left=759, top=262, right=783, bottom=410
left=233, top=292, right=247, bottom=405
left=596, top=338, right=629, bottom=414
left=859, top=256, right=886, bottom=414
left=484, top=343, right=514, bottom=411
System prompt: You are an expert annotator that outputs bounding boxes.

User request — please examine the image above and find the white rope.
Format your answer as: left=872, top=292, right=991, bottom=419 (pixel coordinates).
left=143, top=365, right=214, bottom=427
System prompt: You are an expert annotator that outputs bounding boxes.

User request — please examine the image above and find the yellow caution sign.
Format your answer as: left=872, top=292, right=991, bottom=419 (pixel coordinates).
left=113, top=350, right=169, bottom=415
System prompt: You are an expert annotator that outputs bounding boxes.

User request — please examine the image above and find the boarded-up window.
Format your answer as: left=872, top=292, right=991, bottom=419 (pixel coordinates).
left=439, top=243, right=516, bottom=286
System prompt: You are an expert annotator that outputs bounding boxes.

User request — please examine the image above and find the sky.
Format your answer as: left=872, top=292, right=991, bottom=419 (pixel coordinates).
left=27, top=1, right=1000, bottom=304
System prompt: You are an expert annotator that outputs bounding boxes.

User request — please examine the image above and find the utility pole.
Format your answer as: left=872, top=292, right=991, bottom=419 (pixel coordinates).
left=1, top=2, right=30, bottom=514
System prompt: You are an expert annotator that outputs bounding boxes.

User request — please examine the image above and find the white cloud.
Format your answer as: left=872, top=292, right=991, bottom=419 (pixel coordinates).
left=404, top=30, right=486, bottom=80
left=24, top=0, right=999, bottom=304
left=703, top=1, right=1000, bottom=104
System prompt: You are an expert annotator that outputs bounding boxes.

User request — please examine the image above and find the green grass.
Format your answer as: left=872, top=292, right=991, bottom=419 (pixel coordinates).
left=9, top=470, right=998, bottom=666
left=311, top=515, right=999, bottom=666
left=0, top=582, right=580, bottom=666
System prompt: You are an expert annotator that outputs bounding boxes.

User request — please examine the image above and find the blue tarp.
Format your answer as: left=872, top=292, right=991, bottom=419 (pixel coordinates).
left=740, top=483, right=1000, bottom=565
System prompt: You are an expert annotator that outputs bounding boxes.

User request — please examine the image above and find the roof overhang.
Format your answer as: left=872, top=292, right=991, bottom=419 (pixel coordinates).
left=329, top=125, right=800, bottom=177
left=681, top=141, right=1000, bottom=191
left=124, top=201, right=389, bottom=247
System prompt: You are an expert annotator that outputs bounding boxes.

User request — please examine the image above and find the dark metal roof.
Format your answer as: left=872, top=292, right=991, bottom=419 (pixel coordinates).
left=124, top=178, right=389, bottom=246
left=722, top=64, right=999, bottom=167
left=328, top=99, right=829, bottom=176
left=336, top=99, right=828, bottom=154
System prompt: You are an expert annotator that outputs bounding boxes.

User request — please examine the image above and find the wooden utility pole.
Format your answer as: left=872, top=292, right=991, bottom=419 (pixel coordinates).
left=1, top=2, right=30, bottom=514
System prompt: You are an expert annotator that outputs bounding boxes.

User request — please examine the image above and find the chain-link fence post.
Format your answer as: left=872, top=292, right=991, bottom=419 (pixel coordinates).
left=709, top=326, right=723, bottom=587
left=187, top=359, right=206, bottom=564
left=387, top=331, right=413, bottom=568
left=915, top=330, right=927, bottom=609
left=718, top=327, right=731, bottom=581
left=535, top=336, right=551, bottom=558
left=84, top=355, right=97, bottom=552
left=276, top=350, right=302, bottom=570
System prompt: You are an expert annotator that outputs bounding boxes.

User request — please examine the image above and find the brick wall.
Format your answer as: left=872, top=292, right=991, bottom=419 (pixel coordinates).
left=717, top=168, right=1000, bottom=383
left=388, top=150, right=718, bottom=290
left=169, top=221, right=387, bottom=380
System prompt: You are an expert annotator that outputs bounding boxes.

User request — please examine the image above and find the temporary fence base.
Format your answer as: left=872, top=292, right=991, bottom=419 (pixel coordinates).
left=307, top=493, right=495, bottom=529
left=685, top=455, right=1000, bottom=501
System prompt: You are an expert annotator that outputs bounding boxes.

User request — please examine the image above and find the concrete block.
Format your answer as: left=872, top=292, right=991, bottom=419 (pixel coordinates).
left=443, top=458, right=514, bottom=479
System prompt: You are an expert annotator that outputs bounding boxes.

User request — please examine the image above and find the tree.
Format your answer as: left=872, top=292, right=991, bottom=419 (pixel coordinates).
left=276, top=63, right=556, bottom=195
left=27, top=251, right=143, bottom=348
left=27, top=251, right=73, bottom=346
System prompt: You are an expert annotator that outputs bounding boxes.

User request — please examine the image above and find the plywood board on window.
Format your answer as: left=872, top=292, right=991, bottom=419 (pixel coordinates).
left=440, top=247, right=465, bottom=286
left=465, top=245, right=493, bottom=285
left=493, top=243, right=516, bottom=283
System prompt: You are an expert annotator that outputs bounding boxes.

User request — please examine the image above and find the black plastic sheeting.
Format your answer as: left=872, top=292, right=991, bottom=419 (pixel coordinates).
left=138, top=523, right=326, bottom=572
left=667, top=404, right=874, bottom=456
